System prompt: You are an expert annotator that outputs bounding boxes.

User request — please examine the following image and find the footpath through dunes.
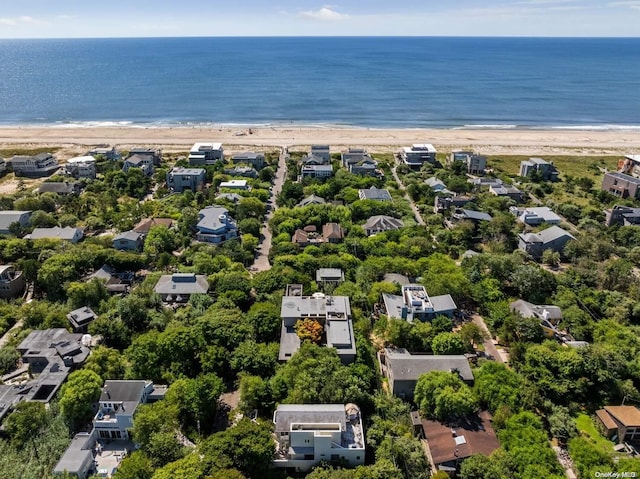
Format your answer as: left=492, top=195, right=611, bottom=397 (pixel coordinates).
left=1, top=126, right=640, bottom=155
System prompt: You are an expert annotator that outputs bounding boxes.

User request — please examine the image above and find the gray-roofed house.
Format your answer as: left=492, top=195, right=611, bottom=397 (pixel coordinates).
left=297, top=194, right=326, bottom=207
left=122, top=154, right=154, bottom=176
left=189, top=142, right=223, bottom=165
left=381, top=348, right=474, bottom=399
left=88, top=264, right=133, bottom=295
left=37, top=182, right=82, bottom=195
left=127, top=147, right=162, bottom=166
left=511, top=206, right=561, bottom=225
left=468, top=177, right=504, bottom=192
left=279, top=286, right=356, bottom=363
left=301, top=164, right=333, bottom=179
left=349, top=159, right=382, bottom=177
left=166, top=167, right=206, bottom=192
left=311, top=145, right=331, bottom=163
left=362, top=215, right=404, bottom=236
left=88, top=146, right=120, bottom=160
left=510, top=299, right=563, bottom=339
left=66, top=306, right=98, bottom=333
left=434, top=196, right=474, bottom=214
left=112, top=230, right=144, bottom=251
left=232, top=151, right=265, bottom=169
left=425, top=177, right=452, bottom=195
left=341, top=148, right=372, bottom=168
left=272, top=404, right=365, bottom=471
left=25, top=227, right=83, bottom=243
left=196, top=206, right=238, bottom=244
left=519, top=157, right=558, bottom=181
left=52, top=432, right=95, bottom=479
left=452, top=209, right=493, bottom=223
left=449, top=151, right=487, bottom=175
left=0, top=210, right=32, bottom=235
left=489, top=184, right=525, bottom=202
left=358, top=187, right=392, bottom=202
left=223, top=166, right=258, bottom=178
left=316, top=268, right=345, bottom=287
left=154, top=273, right=209, bottom=303
left=10, top=152, right=60, bottom=177
left=0, top=264, right=26, bottom=299
left=602, top=172, right=640, bottom=199
left=383, top=284, right=457, bottom=323
left=605, top=205, right=640, bottom=227
left=63, top=156, right=97, bottom=179
left=518, top=225, right=575, bottom=259
left=216, top=192, right=244, bottom=203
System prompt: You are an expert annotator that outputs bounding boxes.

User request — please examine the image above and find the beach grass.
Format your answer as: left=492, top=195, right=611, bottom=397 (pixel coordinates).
left=0, top=147, right=62, bottom=157
left=488, top=155, right=619, bottom=178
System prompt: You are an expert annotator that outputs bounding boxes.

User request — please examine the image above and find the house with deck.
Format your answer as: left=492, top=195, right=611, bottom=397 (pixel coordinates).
left=510, top=299, right=563, bottom=338
left=166, top=167, right=206, bottom=192
left=189, top=142, right=223, bottom=165
left=449, top=151, right=487, bottom=175
left=383, top=284, right=457, bottom=322
left=596, top=406, right=640, bottom=444
left=66, top=306, right=98, bottom=333
left=153, top=273, right=209, bottom=303
left=196, top=206, right=238, bottom=243
left=122, top=154, right=154, bottom=176
left=232, top=151, right=265, bottom=169
left=518, top=225, right=575, bottom=259
left=64, top=156, right=97, bottom=179
left=604, top=205, right=640, bottom=226
left=10, top=153, right=60, bottom=177
left=401, top=144, right=436, bottom=167
left=602, top=172, right=640, bottom=199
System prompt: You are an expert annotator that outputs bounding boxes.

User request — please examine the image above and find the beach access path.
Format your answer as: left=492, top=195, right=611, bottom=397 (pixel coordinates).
left=391, top=158, right=425, bottom=226
left=251, top=146, right=287, bottom=272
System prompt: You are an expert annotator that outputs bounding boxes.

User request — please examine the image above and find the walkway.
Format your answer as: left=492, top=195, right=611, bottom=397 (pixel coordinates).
left=251, top=147, right=287, bottom=272
left=0, top=283, right=33, bottom=349
left=391, top=158, right=425, bottom=226
left=471, top=313, right=508, bottom=364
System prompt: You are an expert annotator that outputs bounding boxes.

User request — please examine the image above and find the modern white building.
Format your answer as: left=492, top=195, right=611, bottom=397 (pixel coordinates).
left=219, top=179, right=249, bottom=191
left=272, top=404, right=365, bottom=472
left=189, top=142, right=224, bottom=165
left=64, top=156, right=97, bottom=179
left=401, top=144, right=436, bottom=167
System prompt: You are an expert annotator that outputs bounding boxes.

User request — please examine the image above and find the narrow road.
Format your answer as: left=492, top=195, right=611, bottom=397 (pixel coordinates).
left=391, top=158, right=425, bottom=226
left=0, top=283, right=33, bottom=349
left=471, top=313, right=508, bottom=364
left=251, top=147, right=287, bottom=272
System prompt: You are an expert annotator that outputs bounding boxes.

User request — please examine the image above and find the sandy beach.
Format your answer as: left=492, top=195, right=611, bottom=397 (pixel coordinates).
left=0, top=125, right=639, bottom=158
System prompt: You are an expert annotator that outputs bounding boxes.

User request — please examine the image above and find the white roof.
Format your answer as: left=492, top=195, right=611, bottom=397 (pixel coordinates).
left=67, top=156, right=96, bottom=164
left=220, top=180, right=247, bottom=187
left=191, top=142, right=222, bottom=152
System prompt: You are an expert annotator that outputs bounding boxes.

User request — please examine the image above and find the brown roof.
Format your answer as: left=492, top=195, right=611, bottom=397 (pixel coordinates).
left=596, top=409, right=618, bottom=431
left=303, top=225, right=317, bottom=233
left=422, top=411, right=500, bottom=465
left=323, top=222, right=344, bottom=240
left=133, top=218, right=174, bottom=234
left=604, top=406, right=640, bottom=428
left=292, top=229, right=308, bottom=244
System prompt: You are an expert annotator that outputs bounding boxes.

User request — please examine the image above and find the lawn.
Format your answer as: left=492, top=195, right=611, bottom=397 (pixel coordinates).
left=575, top=413, right=615, bottom=455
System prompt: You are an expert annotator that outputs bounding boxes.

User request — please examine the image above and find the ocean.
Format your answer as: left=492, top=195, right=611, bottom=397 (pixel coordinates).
left=0, top=36, right=638, bottom=129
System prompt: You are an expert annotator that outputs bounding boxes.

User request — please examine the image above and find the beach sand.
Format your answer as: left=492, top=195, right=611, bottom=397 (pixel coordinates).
left=0, top=125, right=638, bottom=158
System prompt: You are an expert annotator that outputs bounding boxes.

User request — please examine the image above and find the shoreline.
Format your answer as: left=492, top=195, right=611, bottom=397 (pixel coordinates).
left=0, top=125, right=639, bottom=157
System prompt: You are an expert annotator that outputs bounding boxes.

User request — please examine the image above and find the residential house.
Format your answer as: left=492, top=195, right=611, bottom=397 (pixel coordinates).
left=322, top=223, right=344, bottom=243
left=602, top=172, right=640, bottom=199
left=519, top=157, right=558, bottom=181
left=510, top=299, right=563, bottom=339
left=311, top=145, right=331, bottom=163
left=596, top=406, right=640, bottom=444
left=383, top=284, right=457, bottom=322
left=618, top=154, right=640, bottom=178
left=154, top=273, right=209, bottom=303
left=604, top=205, right=640, bottom=226
left=362, top=215, right=404, bottom=236
left=293, top=224, right=343, bottom=247
left=297, top=194, right=326, bottom=207
left=25, top=227, right=84, bottom=243
left=127, top=147, right=162, bottom=166
left=0, top=210, right=31, bottom=235
left=468, top=177, right=504, bottom=192
left=452, top=209, right=493, bottom=223
left=122, top=154, right=154, bottom=176
left=87, top=264, right=134, bottom=295
left=279, top=287, right=356, bottom=363
left=449, top=151, right=487, bottom=175
left=232, top=151, right=265, bottom=169
left=216, top=193, right=244, bottom=203
left=518, top=225, right=575, bottom=259
left=272, top=404, right=365, bottom=472
left=223, top=166, right=258, bottom=178
left=11, top=153, right=60, bottom=178
left=166, top=167, right=206, bottom=192
left=112, top=230, right=144, bottom=251
left=196, top=206, right=238, bottom=243
left=37, top=182, right=82, bottom=195
left=419, top=410, right=500, bottom=475
left=66, top=306, right=98, bottom=333
left=316, top=268, right=345, bottom=287
left=425, top=177, right=452, bottom=195
left=0, top=264, right=26, bottom=299
left=358, top=187, right=392, bottom=201
left=132, top=217, right=175, bottom=235
left=434, top=196, right=474, bottom=214
left=52, top=432, right=96, bottom=479
left=341, top=148, right=372, bottom=168
left=189, top=142, right=223, bottom=165
left=401, top=144, right=437, bottom=167
left=380, top=348, right=474, bottom=399
left=301, top=164, right=333, bottom=179
left=349, top=159, right=382, bottom=178
left=64, top=156, right=97, bottom=179
left=489, top=184, right=525, bottom=202
left=88, top=146, right=120, bottom=160
left=511, top=206, right=561, bottom=225
left=219, top=179, right=249, bottom=191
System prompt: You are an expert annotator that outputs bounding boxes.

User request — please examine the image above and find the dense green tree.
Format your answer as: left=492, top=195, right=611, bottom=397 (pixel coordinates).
left=473, top=361, right=522, bottom=413
left=431, top=332, right=465, bottom=355
left=230, top=341, right=279, bottom=376
left=145, top=431, right=186, bottom=468
left=66, top=278, right=110, bottom=310
left=151, top=453, right=206, bottom=479
left=131, top=400, right=180, bottom=453
left=165, top=373, right=224, bottom=434
left=83, top=345, right=128, bottom=379
left=414, top=371, right=478, bottom=421
left=548, top=406, right=577, bottom=445
left=245, top=302, right=281, bottom=343
left=0, top=345, right=20, bottom=375
left=59, top=369, right=103, bottom=431
left=113, top=451, right=154, bottom=479
left=4, top=401, right=48, bottom=448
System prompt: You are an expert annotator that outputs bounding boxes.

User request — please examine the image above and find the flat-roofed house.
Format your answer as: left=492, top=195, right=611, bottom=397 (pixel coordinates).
left=196, top=206, right=238, bottom=244
left=401, top=144, right=437, bottom=167
left=112, top=230, right=144, bottom=251
left=166, top=167, right=206, bottom=192
left=25, top=227, right=83, bottom=243
left=189, top=142, right=223, bottom=165
left=358, top=187, right=392, bottom=201
left=66, top=306, right=98, bottom=333
left=154, top=273, right=209, bottom=303
left=449, top=151, right=487, bottom=175
left=602, top=172, right=640, bottom=199
left=362, top=215, right=404, bottom=236
left=0, top=210, right=31, bottom=235
left=272, top=404, right=365, bottom=471
left=0, top=264, right=26, bottom=299
left=219, top=179, right=249, bottom=191
left=519, top=157, right=558, bottom=181
left=64, top=156, right=97, bottom=179
left=279, top=286, right=356, bottom=363
left=232, top=151, right=265, bottom=169
left=381, top=348, right=474, bottom=399
left=518, top=225, right=575, bottom=259
left=596, top=406, right=640, bottom=444
left=316, top=268, right=345, bottom=287
left=605, top=205, right=640, bottom=226
left=11, top=153, right=60, bottom=178
left=511, top=206, right=561, bottom=225
left=383, top=284, right=457, bottom=323
left=301, top=164, right=333, bottom=179
left=88, top=146, right=120, bottom=160
left=52, top=432, right=95, bottom=479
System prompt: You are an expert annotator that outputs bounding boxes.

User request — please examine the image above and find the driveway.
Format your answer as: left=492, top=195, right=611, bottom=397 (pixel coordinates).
left=472, top=313, right=508, bottom=364
left=251, top=147, right=287, bottom=272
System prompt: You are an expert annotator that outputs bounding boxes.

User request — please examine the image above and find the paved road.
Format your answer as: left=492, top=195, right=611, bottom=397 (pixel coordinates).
left=251, top=147, right=287, bottom=272
left=391, top=158, right=425, bottom=226
left=472, top=313, right=508, bottom=364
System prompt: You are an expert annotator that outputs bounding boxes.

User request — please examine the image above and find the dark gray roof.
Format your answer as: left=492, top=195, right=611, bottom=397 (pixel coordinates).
left=385, top=349, right=474, bottom=382
left=298, top=194, right=326, bottom=206
left=0, top=211, right=31, bottom=231
left=536, top=225, right=575, bottom=243
left=101, top=380, right=145, bottom=403
left=197, top=206, right=233, bottom=232
left=66, top=306, right=97, bottom=328
left=53, top=432, right=94, bottom=475
left=359, top=187, right=392, bottom=201
left=37, top=182, right=78, bottom=194
left=460, top=209, right=493, bottom=222
left=114, top=230, right=144, bottom=242
left=274, top=404, right=347, bottom=432
left=316, top=268, right=344, bottom=282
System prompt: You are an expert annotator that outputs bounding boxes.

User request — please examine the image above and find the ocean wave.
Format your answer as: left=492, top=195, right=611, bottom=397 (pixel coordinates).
left=51, top=121, right=135, bottom=128
left=453, top=124, right=520, bottom=130
left=550, top=124, right=640, bottom=131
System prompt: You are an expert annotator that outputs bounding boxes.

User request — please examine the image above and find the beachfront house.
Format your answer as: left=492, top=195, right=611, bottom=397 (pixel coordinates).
left=449, top=151, right=487, bottom=175
left=196, top=206, right=238, bottom=243
left=189, top=142, right=224, bottom=165
left=122, top=154, right=154, bottom=176
left=272, top=404, right=365, bottom=472
left=63, top=156, right=97, bottom=179
left=10, top=153, right=60, bottom=178
left=311, top=145, right=331, bottom=163
left=232, top=151, right=265, bottom=169
left=341, top=148, right=371, bottom=168
left=88, top=146, right=120, bottom=160
left=401, top=144, right=437, bottom=167
left=518, top=225, right=575, bottom=259
left=166, top=167, right=206, bottom=192
left=127, top=147, right=162, bottom=166
left=301, top=164, right=333, bottom=179
left=519, top=157, right=558, bottom=181
left=383, top=284, right=457, bottom=323
left=602, top=172, right=640, bottom=199
left=0, top=210, right=32, bottom=235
